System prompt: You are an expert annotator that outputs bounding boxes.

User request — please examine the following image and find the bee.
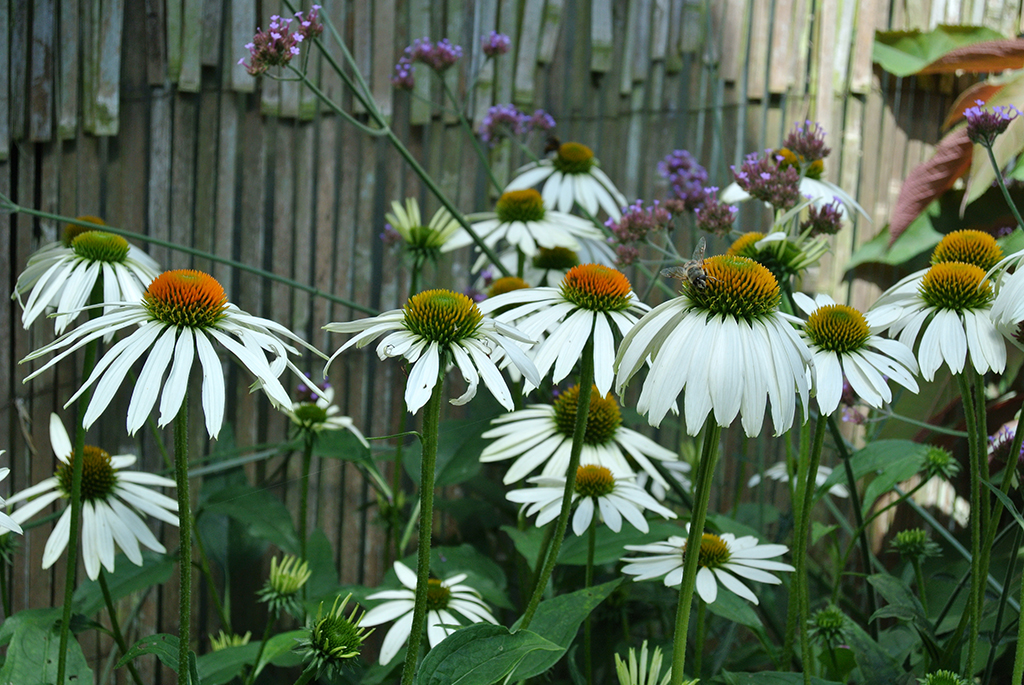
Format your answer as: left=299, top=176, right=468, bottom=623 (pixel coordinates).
left=543, top=135, right=561, bottom=155
left=661, top=236, right=714, bottom=290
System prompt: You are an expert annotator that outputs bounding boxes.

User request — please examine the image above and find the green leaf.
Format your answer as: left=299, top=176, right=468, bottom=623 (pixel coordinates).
left=430, top=544, right=512, bottom=610
left=412, top=624, right=561, bottom=685
left=201, top=484, right=299, bottom=554
left=116, top=633, right=180, bottom=672
left=868, top=574, right=925, bottom=617
left=305, top=529, right=339, bottom=599
left=817, top=646, right=857, bottom=683
left=316, top=428, right=375, bottom=469
left=817, top=440, right=930, bottom=515
left=811, top=522, right=839, bottom=546
left=256, top=630, right=306, bottom=675
left=704, top=588, right=763, bottom=629
left=0, top=609, right=94, bottom=685
left=195, top=643, right=261, bottom=685
left=507, top=579, right=622, bottom=681
left=720, top=671, right=843, bottom=684
left=847, top=215, right=942, bottom=270
left=403, top=418, right=494, bottom=487
left=843, top=620, right=905, bottom=682
left=73, top=551, right=175, bottom=615
left=559, top=520, right=682, bottom=565
left=983, top=479, right=1024, bottom=530
left=873, top=25, right=1006, bottom=77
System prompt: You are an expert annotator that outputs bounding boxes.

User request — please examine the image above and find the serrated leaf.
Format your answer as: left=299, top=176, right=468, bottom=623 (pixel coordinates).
left=0, top=610, right=93, bottom=685
left=413, top=624, right=561, bottom=685
left=507, top=579, right=622, bottom=681
left=873, top=26, right=1007, bottom=77
left=116, top=633, right=180, bottom=672
left=73, top=551, right=175, bottom=615
left=889, top=128, right=973, bottom=241
left=201, top=484, right=299, bottom=554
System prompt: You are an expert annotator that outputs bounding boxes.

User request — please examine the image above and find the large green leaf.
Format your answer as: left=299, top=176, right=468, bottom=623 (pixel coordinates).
left=0, top=609, right=94, bottom=685
left=704, top=587, right=763, bottom=629
left=843, top=620, right=906, bottom=682
left=200, top=483, right=299, bottom=554
left=847, top=214, right=942, bottom=270
left=507, top=579, right=622, bottom=681
left=116, top=633, right=180, bottom=673
left=412, top=623, right=561, bottom=685
left=873, top=25, right=1005, bottom=77
left=818, top=440, right=930, bottom=515
left=403, top=418, right=494, bottom=487
left=316, top=428, right=374, bottom=469
left=195, top=642, right=261, bottom=685
left=73, top=550, right=175, bottom=615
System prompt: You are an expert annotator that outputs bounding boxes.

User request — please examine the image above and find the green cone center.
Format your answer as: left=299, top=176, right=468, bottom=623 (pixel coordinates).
left=804, top=304, right=871, bottom=353
left=57, top=445, right=117, bottom=502
left=71, top=231, right=130, bottom=263
left=552, top=385, right=622, bottom=445
left=403, top=289, right=483, bottom=345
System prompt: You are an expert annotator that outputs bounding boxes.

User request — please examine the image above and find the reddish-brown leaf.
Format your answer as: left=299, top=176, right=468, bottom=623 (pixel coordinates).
left=889, top=128, right=973, bottom=243
left=942, top=82, right=1005, bottom=131
left=918, top=38, right=1024, bottom=74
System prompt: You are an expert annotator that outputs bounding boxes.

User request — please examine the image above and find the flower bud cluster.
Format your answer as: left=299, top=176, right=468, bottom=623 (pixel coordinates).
left=482, top=31, right=512, bottom=57
left=238, top=7, right=322, bottom=76
left=479, top=104, right=556, bottom=146
left=392, top=37, right=464, bottom=89
left=783, top=120, right=831, bottom=163
left=693, top=187, right=738, bottom=235
left=801, top=198, right=844, bottom=237
left=658, top=149, right=708, bottom=211
left=605, top=200, right=671, bottom=266
left=964, top=100, right=1019, bottom=147
left=733, top=150, right=802, bottom=211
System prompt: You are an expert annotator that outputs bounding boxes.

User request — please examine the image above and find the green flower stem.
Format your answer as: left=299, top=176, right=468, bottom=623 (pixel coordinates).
left=788, top=416, right=827, bottom=684
left=825, top=415, right=878, bottom=640
left=519, top=339, right=596, bottom=630
left=56, top=308, right=100, bottom=685
left=984, top=144, right=1024, bottom=232
left=399, top=379, right=445, bottom=685
left=954, top=372, right=985, bottom=679
left=174, top=396, right=192, bottom=685
left=983, top=525, right=1021, bottom=685
left=0, top=200, right=379, bottom=316
left=299, top=433, right=315, bottom=561
left=529, top=520, right=557, bottom=601
left=439, top=78, right=502, bottom=194
left=0, top=559, right=8, bottom=617
left=1013, top=574, right=1024, bottom=685
left=244, top=607, right=279, bottom=685
left=192, top=515, right=231, bottom=631
left=670, top=418, right=723, bottom=685
left=99, top=572, right=145, bottom=685
left=911, top=558, right=928, bottom=612
left=694, top=598, right=707, bottom=679
left=293, top=666, right=316, bottom=685
left=584, top=518, right=596, bottom=685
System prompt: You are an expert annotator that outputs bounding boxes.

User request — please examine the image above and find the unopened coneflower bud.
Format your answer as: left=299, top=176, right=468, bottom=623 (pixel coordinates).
left=297, top=594, right=372, bottom=678
left=890, top=528, right=940, bottom=561
left=258, top=554, right=311, bottom=616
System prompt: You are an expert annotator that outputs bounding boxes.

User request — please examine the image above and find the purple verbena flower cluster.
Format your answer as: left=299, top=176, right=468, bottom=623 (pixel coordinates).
left=391, top=57, right=415, bottom=89
left=408, top=37, right=463, bottom=71
left=964, top=100, right=1020, bottom=147
left=733, top=150, right=802, bottom=211
left=238, top=6, right=323, bottom=76
left=801, top=198, right=844, bottom=237
left=783, top=120, right=831, bottom=163
left=380, top=223, right=402, bottom=246
left=482, top=31, right=512, bottom=57
left=658, top=150, right=709, bottom=211
left=479, top=104, right=556, bottom=146
left=693, top=187, right=738, bottom=236
left=297, top=372, right=330, bottom=403
left=988, top=425, right=1024, bottom=471
left=605, top=200, right=671, bottom=266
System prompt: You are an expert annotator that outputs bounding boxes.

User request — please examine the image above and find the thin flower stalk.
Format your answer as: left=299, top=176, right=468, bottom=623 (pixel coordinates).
left=244, top=607, right=280, bottom=685
left=584, top=518, right=597, bottom=685
left=174, top=397, right=192, bottom=685
left=299, top=433, right=315, bottom=561
left=56, top=303, right=100, bottom=685
left=1012, top=543, right=1024, bottom=684
left=99, top=572, right=145, bottom=685
left=520, top=338, right=595, bottom=630
left=399, top=380, right=444, bottom=685
left=670, top=419, right=722, bottom=685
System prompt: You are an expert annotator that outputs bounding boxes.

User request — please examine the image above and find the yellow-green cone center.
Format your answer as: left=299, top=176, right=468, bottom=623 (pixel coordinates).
left=489, top=276, right=530, bottom=297
left=552, top=142, right=596, bottom=174
left=495, top=189, right=546, bottom=223
left=919, top=262, right=993, bottom=311
left=533, top=246, right=580, bottom=270
left=403, top=289, right=483, bottom=345
left=57, top=445, right=117, bottom=502
left=62, top=216, right=107, bottom=246
left=727, top=232, right=766, bottom=258
left=425, top=578, right=451, bottom=611
left=687, top=255, right=780, bottom=319
left=71, top=231, right=130, bottom=263
left=930, top=229, right=1003, bottom=271
left=143, top=269, right=229, bottom=328
left=559, top=264, right=633, bottom=312
left=804, top=304, right=871, bottom=353
left=574, top=464, right=615, bottom=498
left=695, top=533, right=731, bottom=569
left=293, top=403, right=329, bottom=426
left=552, top=385, right=622, bottom=445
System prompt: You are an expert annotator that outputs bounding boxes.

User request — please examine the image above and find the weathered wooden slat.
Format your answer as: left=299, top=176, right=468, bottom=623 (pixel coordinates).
left=94, top=0, right=125, bottom=135
left=0, top=1, right=10, bottom=159
left=444, top=0, right=466, bottom=122
left=10, top=0, right=29, bottom=141
left=746, top=0, right=770, bottom=99
left=591, top=0, right=614, bottom=73
left=201, top=0, right=223, bottom=66
left=179, top=0, right=204, bottom=91
left=57, top=0, right=79, bottom=139
left=495, top=0, right=519, bottom=106
left=538, top=0, right=564, bottom=64
left=767, top=0, right=794, bottom=94
left=229, top=0, right=255, bottom=92
left=29, top=0, right=54, bottom=142
left=512, top=0, right=544, bottom=105
left=850, top=0, right=880, bottom=94
left=471, top=0, right=498, bottom=126
left=812, top=0, right=838, bottom=135
left=170, top=93, right=198, bottom=271
left=145, top=0, right=168, bottom=85
left=409, top=0, right=431, bottom=125
left=147, top=89, right=173, bottom=267
left=167, top=0, right=183, bottom=82
left=619, top=0, right=640, bottom=95
left=371, top=0, right=397, bottom=120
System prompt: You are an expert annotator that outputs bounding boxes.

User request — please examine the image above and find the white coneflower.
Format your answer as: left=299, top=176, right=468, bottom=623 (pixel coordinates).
left=324, top=289, right=539, bottom=413
left=283, top=385, right=368, bottom=446
left=22, top=269, right=314, bottom=438
left=360, top=561, right=496, bottom=665
left=14, top=216, right=160, bottom=334
left=504, top=142, right=628, bottom=220
left=384, top=197, right=460, bottom=258
left=507, top=464, right=676, bottom=535
left=622, top=525, right=794, bottom=605
left=1, top=414, right=177, bottom=580
left=615, top=254, right=811, bottom=436
left=0, top=451, right=23, bottom=535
